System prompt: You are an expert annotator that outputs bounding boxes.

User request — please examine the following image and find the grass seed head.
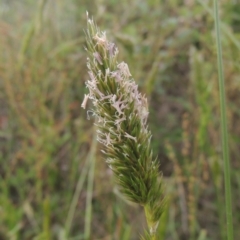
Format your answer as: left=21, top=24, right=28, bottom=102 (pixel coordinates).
left=83, top=16, right=165, bottom=233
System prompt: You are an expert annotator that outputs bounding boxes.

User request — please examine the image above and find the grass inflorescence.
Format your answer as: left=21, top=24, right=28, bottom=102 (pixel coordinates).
left=82, top=15, right=165, bottom=238
left=1, top=1, right=239, bottom=239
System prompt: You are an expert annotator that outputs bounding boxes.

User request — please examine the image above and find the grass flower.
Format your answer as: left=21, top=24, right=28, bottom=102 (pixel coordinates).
left=82, top=14, right=165, bottom=239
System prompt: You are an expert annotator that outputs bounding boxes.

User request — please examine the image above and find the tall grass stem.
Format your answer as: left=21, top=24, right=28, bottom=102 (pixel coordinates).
left=84, top=135, right=97, bottom=239
left=65, top=153, right=91, bottom=237
left=213, top=1, right=233, bottom=240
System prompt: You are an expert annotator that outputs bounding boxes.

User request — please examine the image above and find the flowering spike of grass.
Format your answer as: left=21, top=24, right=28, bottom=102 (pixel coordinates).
left=82, top=15, right=165, bottom=238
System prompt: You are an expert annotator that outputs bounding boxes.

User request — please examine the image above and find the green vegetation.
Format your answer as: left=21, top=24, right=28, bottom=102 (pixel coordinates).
left=0, top=0, right=239, bottom=239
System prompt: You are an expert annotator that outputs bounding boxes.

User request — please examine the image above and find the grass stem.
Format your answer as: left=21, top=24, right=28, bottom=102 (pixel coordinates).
left=84, top=135, right=97, bottom=239
left=65, top=134, right=97, bottom=238
left=213, top=1, right=233, bottom=240
left=65, top=154, right=90, bottom=237
left=144, top=205, right=157, bottom=240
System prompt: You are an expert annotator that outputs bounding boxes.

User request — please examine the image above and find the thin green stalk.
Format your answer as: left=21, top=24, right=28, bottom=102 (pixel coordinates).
left=198, top=0, right=240, bottom=51
left=64, top=153, right=90, bottom=237
left=84, top=136, right=97, bottom=239
left=65, top=134, right=97, bottom=238
left=213, top=1, right=233, bottom=240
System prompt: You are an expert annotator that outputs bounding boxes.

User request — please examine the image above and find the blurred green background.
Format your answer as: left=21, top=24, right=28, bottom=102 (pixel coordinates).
left=1, top=0, right=240, bottom=239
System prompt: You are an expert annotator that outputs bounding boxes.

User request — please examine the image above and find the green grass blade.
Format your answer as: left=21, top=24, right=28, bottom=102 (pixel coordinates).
left=213, top=1, right=233, bottom=240
left=64, top=155, right=90, bottom=237
left=84, top=136, right=97, bottom=239
left=65, top=134, right=97, bottom=238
